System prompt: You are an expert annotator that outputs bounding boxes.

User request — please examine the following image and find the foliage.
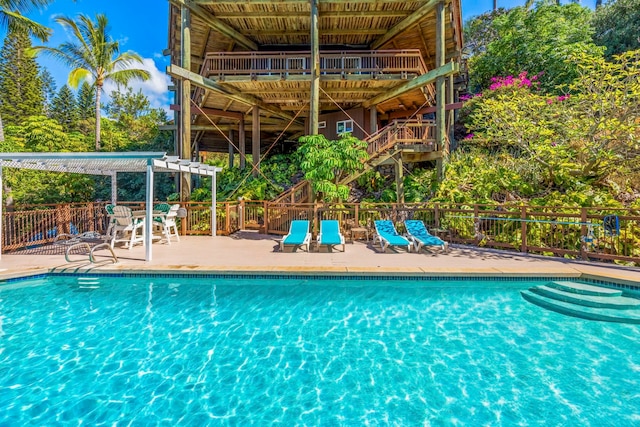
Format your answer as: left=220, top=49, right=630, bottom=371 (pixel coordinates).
left=468, top=2, right=604, bottom=93
left=297, top=133, right=368, bottom=202
left=458, top=50, right=640, bottom=206
left=32, top=13, right=150, bottom=150
left=0, top=0, right=52, bottom=41
left=593, top=0, right=640, bottom=57
left=76, top=81, right=94, bottom=121
left=39, top=68, right=56, bottom=113
left=0, top=26, right=45, bottom=125
left=49, top=85, right=78, bottom=132
left=463, top=9, right=508, bottom=58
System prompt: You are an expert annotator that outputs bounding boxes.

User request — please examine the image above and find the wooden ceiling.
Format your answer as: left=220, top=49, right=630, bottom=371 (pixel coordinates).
left=167, top=0, right=463, bottom=152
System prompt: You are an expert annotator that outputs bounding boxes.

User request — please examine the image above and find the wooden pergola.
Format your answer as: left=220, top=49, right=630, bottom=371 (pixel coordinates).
left=166, top=0, right=463, bottom=196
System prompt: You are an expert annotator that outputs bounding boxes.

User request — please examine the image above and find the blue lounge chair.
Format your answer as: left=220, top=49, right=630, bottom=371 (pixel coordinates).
left=317, top=220, right=345, bottom=252
left=404, top=220, right=448, bottom=253
left=280, top=220, right=311, bottom=252
left=373, top=220, right=412, bottom=252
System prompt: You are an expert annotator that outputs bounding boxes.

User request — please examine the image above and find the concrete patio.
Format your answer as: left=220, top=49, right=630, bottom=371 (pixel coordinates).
left=1, top=231, right=639, bottom=285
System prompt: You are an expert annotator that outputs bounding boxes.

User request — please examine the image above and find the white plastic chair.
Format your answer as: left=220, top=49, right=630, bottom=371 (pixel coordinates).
left=157, top=203, right=181, bottom=244
left=110, top=205, right=145, bottom=250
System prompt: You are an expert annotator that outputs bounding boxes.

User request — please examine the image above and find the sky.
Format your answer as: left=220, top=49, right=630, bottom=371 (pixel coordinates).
left=11, top=0, right=598, bottom=113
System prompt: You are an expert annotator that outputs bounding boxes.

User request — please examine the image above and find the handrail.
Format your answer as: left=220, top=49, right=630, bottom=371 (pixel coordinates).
left=202, top=49, right=427, bottom=78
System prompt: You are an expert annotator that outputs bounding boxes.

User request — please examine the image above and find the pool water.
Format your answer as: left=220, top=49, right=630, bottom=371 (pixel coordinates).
left=0, top=275, right=639, bottom=426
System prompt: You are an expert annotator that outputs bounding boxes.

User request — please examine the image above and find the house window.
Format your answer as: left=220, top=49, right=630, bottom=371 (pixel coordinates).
left=318, top=121, right=326, bottom=129
left=336, top=120, right=353, bottom=135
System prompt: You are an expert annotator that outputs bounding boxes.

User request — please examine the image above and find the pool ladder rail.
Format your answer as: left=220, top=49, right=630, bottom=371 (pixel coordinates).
left=65, top=242, right=118, bottom=265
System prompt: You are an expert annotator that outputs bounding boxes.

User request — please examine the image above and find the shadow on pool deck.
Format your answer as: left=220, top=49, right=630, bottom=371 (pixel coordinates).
left=1, top=231, right=638, bottom=284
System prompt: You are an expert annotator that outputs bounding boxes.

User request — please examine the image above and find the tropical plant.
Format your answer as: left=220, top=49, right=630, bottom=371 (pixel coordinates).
left=32, top=13, right=150, bottom=151
left=297, top=133, right=368, bottom=202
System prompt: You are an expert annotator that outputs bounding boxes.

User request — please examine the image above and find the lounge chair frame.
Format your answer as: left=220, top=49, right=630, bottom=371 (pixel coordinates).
left=373, top=220, right=412, bottom=252
left=280, top=220, right=312, bottom=252
left=317, top=219, right=346, bottom=252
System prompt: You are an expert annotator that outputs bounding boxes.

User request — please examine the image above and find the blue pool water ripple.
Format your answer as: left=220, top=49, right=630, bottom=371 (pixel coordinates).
left=0, top=277, right=639, bottom=425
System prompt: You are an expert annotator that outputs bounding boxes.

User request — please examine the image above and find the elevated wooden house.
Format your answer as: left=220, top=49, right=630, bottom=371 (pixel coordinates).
left=166, top=0, right=463, bottom=200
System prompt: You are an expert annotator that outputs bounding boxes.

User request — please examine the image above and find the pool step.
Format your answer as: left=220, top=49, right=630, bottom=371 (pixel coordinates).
left=521, top=281, right=640, bottom=324
left=529, top=285, right=640, bottom=310
left=546, top=281, right=622, bottom=297
left=75, top=276, right=101, bottom=290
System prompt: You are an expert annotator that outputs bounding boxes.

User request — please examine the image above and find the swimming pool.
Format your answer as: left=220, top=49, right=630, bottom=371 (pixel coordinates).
left=1, top=274, right=638, bottom=425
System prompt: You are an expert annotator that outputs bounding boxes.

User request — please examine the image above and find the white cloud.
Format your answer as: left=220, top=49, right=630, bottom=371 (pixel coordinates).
left=102, top=57, right=172, bottom=115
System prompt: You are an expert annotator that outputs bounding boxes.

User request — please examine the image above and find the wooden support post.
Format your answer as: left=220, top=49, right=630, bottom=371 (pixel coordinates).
left=370, top=106, right=378, bottom=134
left=239, top=117, right=246, bottom=170
left=395, top=154, right=404, bottom=204
left=435, top=1, right=446, bottom=182
left=447, top=74, right=455, bottom=149
left=309, top=0, right=320, bottom=135
left=252, top=106, right=260, bottom=177
left=228, top=129, right=235, bottom=169
left=180, top=5, right=192, bottom=201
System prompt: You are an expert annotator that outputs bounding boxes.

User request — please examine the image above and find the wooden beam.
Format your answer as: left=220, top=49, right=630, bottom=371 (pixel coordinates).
left=370, top=0, right=439, bottom=50
left=213, top=11, right=410, bottom=19
left=243, top=29, right=387, bottom=36
left=169, top=0, right=258, bottom=51
left=196, top=0, right=413, bottom=3
left=387, top=101, right=463, bottom=120
left=362, top=61, right=458, bottom=108
left=167, top=64, right=300, bottom=123
left=180, top=5, right=192, bottom=201
left=435, top=1, right=446, bottom=182
left=168, top=124, right=305, bottom=132
left=310, top=0, right=320, bottom=135
left=196, top=107, right=243, bottom=120
left=252, top=106, right=260, bottom=177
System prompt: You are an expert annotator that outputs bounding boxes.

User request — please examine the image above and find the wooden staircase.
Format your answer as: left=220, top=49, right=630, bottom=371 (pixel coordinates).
left=272, top=119, right=440, bottom=202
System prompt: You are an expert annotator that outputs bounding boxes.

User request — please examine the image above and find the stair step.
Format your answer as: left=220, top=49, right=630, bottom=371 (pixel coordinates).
left=521, top=290, right=640, bottom=324
left=530, top=285, right=640, bottom=310
left=546, top=281, right=623, bottom=297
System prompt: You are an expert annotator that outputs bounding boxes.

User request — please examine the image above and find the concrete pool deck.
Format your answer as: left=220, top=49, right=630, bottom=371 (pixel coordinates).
left=1, top=231, right=639, bottom=285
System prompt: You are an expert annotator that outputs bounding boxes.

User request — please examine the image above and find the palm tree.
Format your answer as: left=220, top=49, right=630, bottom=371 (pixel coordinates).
left=0, top=0, right=52, bottom=142
left=33, top=14, right=150, bottom=151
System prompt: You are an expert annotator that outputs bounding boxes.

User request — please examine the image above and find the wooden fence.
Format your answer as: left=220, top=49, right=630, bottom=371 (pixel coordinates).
left=3, top=201, right=639, bottom=264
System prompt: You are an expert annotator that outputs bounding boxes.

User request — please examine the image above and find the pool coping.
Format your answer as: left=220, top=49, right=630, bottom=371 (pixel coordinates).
left=2, top=266, right=638, bottom=291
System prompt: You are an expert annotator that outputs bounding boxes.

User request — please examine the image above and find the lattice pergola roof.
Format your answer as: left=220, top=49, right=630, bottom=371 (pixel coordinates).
left=0, top=152, right=222, bottom=262
left=0, top=152, right=221, bottom=176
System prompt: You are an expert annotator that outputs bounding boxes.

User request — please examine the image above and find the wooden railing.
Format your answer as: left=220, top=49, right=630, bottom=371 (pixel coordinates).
left=4, top=202, right=639, bottom=264
left=272, top=180, right=311, bottom=205
left=202, top=49, right=427, bottom=80
left=364, top=119, right=437, bottom=156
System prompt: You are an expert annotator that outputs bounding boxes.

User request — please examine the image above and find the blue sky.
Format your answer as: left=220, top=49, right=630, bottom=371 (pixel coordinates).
left=13, top=0, right=597, bottom=112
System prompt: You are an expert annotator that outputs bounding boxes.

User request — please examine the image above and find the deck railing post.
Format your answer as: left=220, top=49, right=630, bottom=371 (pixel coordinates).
left=473, top=204, right=480, bottom=245
left=225, top=202, right=231, bottom=234
left=521, top=205, right=528, bottom=253
left=262, top=201, right=269, bottom=234
left=435, top=203, right=440, bottom=229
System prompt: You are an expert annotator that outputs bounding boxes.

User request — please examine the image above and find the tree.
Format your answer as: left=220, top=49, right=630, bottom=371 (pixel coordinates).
left=0, top=26, right=45, bottom=126
left=463, top=9, right=507, bottom=58
left=468, top=2, right=604, bottom=93
left=50, top=84, right=78, bottom=132
left=0, top=0, right=52, bottom=142
left=593, top=0, right=640, bottom=57
left=297, top=133, right=368, bottom=201
left=39, top=68, right=56, bottom=114
left=33, top=14, right=150, bottom=151
left=76, top=81, right=94, bottom=120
